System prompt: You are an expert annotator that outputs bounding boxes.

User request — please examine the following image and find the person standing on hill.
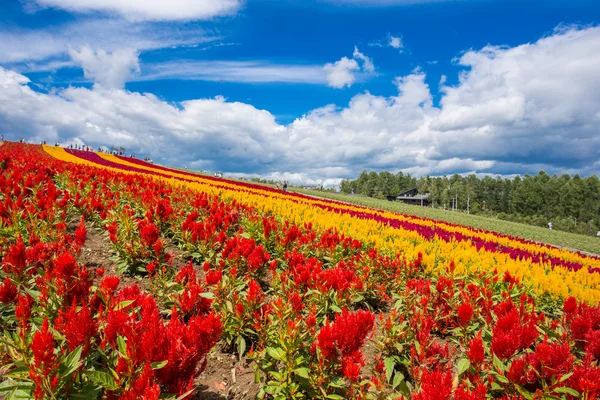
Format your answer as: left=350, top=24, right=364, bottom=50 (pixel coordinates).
left=283, top=181, right=288, bottom=191
left=548, top=221, right=553, bottom=230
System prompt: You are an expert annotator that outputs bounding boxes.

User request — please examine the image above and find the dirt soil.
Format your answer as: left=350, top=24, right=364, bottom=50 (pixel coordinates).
left=194, top=352, right=261, bottom=400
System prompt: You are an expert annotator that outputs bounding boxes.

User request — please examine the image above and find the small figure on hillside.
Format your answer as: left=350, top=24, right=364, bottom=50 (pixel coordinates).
left=597, top=230, right=600, bottom=238
left=1, top=134, right=4, bottom=141
left=283, top=181, right=288, bottom=191
left=43, top=140, right=46, bottom=145
left=548, top=221, right=553, bottom=230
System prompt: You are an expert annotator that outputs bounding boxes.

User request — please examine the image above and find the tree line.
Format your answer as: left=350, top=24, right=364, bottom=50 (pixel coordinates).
left=340, top=170, right=600, bottom=236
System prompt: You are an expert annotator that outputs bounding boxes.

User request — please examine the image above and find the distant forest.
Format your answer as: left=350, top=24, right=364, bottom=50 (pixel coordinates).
left=340, top=171, right=600, bottom=236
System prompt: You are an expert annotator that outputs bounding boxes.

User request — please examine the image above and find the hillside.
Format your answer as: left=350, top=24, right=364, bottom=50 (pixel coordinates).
left=291, top=188, right=600, bottom=255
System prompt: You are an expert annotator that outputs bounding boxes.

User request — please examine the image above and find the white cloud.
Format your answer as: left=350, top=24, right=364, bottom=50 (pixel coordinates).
left=352, top=47, right=375, bottom=73
left=30, top=0, right=243, bottom=21
left=324, top=57, right=360, bottom=88
left=388, top=35, right=403, bottom=50
left=140, top=60, right=329, bottom=84
left=324, top=47, right=376, bottom=89
left=69, top=46, right=140, bottom=89
left=0, top=18, right=213, bottom=64
left=2, top=26, right=600, bottom=182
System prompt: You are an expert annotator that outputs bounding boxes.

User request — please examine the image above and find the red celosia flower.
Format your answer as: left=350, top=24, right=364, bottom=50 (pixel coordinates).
left=178, top=283, right=212, bottom=316
left=53, top=252, right=77, bottom=280
left=491, top=306, right=540, bottom=359
left=454, top=384, right=487, bottom=400
left=413, top=367, right=453, bottom=400
left=341, top=353, right=362, bottom=382
left=563, top=296, right=578, bottom=315
left=584, top=330, right=600, bottom=360
left=568, top=354, right=600, bottom=398
left=74, top=216, right=87, bottom=247
left=0, top=277, right=18, bottom=304
left=15, top=293, right=34, bottom=325
left=235, top=303, right=245, bottom=316
left=55, top=301, right=97, bottom=355
left=31, top=318, right=56, bottom=371
left=146, top=262, right=157, bottom=276
left=100, top=275, right=120, bottom=297
left=2, top=236, right=27, bottom=275
left=290, top=291, right=304, bottom=313
left=247, top=280, right=263, bottom=303
left=205, top=270, right=222, bottom=285
left=467, top=332, right=485, bottom=365
left=458, top=303, right=474, bottom=327
left=121, top=362, right=161, bottom=400
left=139, top=220, right=160, bottom=246
left=507, top=357, right=528, bottom=385
left=526, top=339, right=573, bottom=383
left=316, top=308, right=374, bottom=375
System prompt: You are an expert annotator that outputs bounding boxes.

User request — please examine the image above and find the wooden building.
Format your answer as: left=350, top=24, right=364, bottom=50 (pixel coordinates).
left=396, top=188, right=431, bottom=207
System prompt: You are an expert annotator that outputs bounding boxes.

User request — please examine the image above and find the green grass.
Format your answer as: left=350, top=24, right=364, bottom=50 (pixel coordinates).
left=289, top=188, right=600, bottom=255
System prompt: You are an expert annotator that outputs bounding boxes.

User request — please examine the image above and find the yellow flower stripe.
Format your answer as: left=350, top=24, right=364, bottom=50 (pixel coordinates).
left=43, top=146, right=600, bottom=303
left=98, top=152, right=600, bottom=271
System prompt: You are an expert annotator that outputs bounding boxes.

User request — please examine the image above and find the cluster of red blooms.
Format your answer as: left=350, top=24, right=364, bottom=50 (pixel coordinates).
left=316, top=309, right=375, bottom=382
left=0, top=144, right=224, bottom=399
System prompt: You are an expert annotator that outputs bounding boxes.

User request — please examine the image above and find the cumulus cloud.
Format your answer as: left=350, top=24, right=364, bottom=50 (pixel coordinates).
left=2, top=26, right=600, bottom=183
left=324, top=57, right=360, bottom=88
left=69, top=46, right=140, bottom=89
left=324, top=47, right=375, bottom=88
left=29, top=0, right=243, bottom=21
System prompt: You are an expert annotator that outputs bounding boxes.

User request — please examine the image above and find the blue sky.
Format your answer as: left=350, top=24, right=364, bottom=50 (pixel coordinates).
left=1, top=0, right=600, bottom=185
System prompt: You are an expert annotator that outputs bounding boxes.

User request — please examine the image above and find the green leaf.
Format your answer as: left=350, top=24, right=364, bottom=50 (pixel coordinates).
left=492, top=354, right=506, bottom=372
left=326, top=395, right=345, bottom=400
left=199, top=292, right=215, bottom=299
left=117, top=335, right=127, bottom=357
left=384, top=357, right=395, bottom=382
left=6, top=389, right=33, bottom=400
left=68, top=383, right=101, bottom=399
left=0, top=380, right=33, bottom=393
left=61, top=346, right=83, bottom=377
left=330, top=304, right=342, bottom=313
left=293, top=368, right=310, bottom=379
left=392, top=371, right=405, bottom=390
left=151, top=360, right=168, bottom=370
left=554, top=387, right=580, bottom=396
left=237, top=336, right=246, bottom=361
left=456, top=358, right=471, bottom=376
left=115, top=300, right=135, bottom=311
left=266, top=347, right=285, bottom=362
left=558, top=372, right=574, bottom=383
left=87, top=370, right=119, bottom=391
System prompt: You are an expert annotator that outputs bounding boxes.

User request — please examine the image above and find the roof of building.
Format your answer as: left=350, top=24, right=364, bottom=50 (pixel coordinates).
left=397, top=193, right=430, bottom=200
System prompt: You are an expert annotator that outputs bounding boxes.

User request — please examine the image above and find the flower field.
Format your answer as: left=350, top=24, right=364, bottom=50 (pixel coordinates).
left=1, top=142, right=599, bottom=399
